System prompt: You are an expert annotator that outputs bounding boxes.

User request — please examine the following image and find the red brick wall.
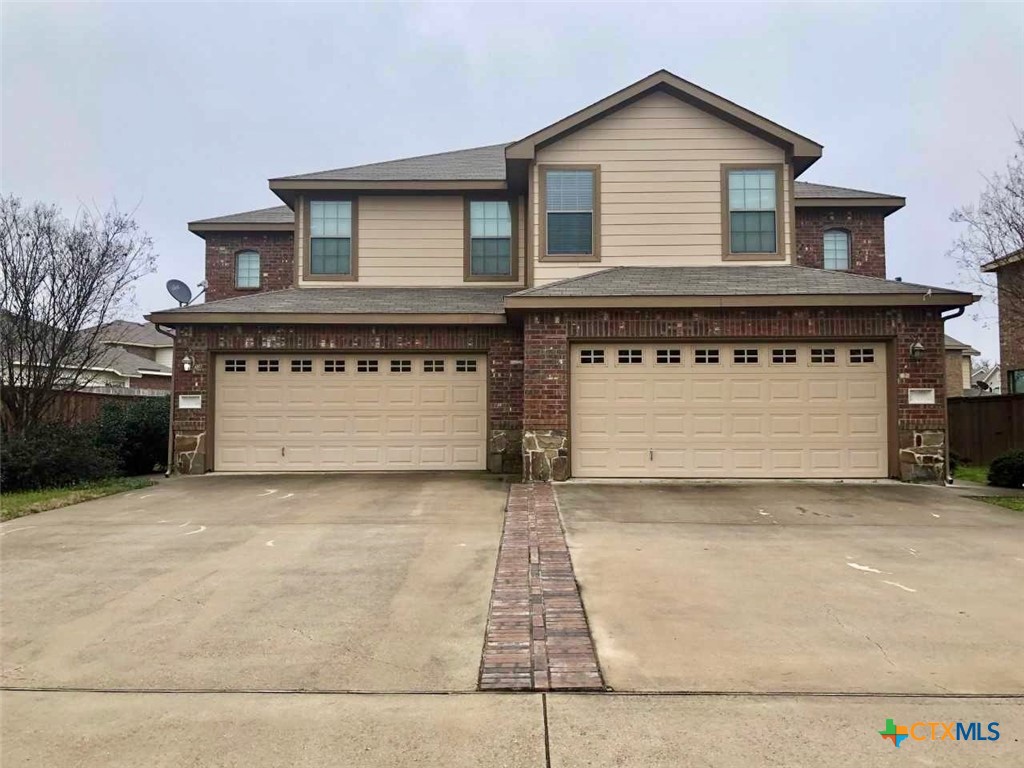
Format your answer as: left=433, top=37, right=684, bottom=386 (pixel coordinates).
left=996, top=261, right=1024, bottom=392
left=795, top=208, right=887, bottom=278
left=134, top=374, right=172, bottom=391
left=171, top=323, right=523, bottom=473
left=522, top=306, right=948, bottom=480
left=204, top=232, right=295, bottom=302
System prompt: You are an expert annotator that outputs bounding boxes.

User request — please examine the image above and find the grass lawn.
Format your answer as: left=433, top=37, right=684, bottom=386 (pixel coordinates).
left=1, top=477, right=155, bottom=522
left=954, top=464, right=990, bottom=485
left=971, top=496, right=1024, bottom=513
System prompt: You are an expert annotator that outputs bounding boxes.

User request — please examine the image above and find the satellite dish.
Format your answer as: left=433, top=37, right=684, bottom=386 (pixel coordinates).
left=166, top=279, right=193, bottom=306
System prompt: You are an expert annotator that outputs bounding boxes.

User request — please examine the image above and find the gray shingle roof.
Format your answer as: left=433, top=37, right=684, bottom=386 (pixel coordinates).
left=92, top=320, right=172, bottom=347
left=92, top=346, right=171, bottom=377
left=944, top=334, right=980, bottom=355
left=512, top=266, right=967, bottom=298
left=191, top=205, right=295, bottom=226
left=794, top=181, right=901, bottom=200
left=155, top=287, right=514, bottom=316
left=274, top=144, right=510, bottom=182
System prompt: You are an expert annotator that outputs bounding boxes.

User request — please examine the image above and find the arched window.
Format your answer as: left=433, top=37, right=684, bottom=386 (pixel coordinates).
left=823, top=229, right=850, bottom=270
left=235, top=250, right=260, bottom=288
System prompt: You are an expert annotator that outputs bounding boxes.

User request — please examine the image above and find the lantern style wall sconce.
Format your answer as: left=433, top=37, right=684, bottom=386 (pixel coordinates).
left=909, top=341, right=925, bottom=361
left=181, top=354, right=193, bottom=372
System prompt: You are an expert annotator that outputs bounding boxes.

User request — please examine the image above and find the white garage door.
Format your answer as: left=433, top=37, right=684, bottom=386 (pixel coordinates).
left=571, top=342, right=889, bottom=479
left=214, top=353, right=487, bottom=471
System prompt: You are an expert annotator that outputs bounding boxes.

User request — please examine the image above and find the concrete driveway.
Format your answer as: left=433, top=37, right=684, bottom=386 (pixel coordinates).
left=556, top=482, right=1024, bottom=695
left=1, top=473, right=507, bottom=692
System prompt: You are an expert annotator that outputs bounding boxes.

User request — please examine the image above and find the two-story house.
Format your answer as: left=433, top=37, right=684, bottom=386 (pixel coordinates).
left=149, top=70, right=974, bottom=482
left=982, top=249, right=1023, bottom=394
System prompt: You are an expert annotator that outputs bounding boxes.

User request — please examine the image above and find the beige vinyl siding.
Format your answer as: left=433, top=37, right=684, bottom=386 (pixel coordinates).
left=297, top=195, right=525, bottom=287
left=532, top=91, right=792, bottom=286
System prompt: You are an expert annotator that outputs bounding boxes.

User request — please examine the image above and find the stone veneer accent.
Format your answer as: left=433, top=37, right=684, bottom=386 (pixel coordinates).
left=170, top=323, right=523, bottom=475
left=521, top=306, right=949, bottom=483
left=479, top=483, right=603, bottom=691
left=204, top=232, right=295, bottom=302
left=795, top=207, right=887, bottom=278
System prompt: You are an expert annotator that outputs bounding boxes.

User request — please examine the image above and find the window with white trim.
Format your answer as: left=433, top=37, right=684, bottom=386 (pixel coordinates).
left=390, top=359, right=412, bottom=373
left=290, top=359, right=312, bottom=373
left=772, top=348, right=797, bottom=364
left=694, top=349, right=720, bottom=364
left=617, top=349, right=642, bottom=364
left=324, top=359, right=345, bottom=373
left=456, top=359, right=477, bottom=373
left=849, top=348, right=875, bottom=364
left=258, top=359, right=279, bottom=373
left=235, top=250, right=260, bottom=289
left=357, top=359, right=379, bottom=373
left=580, top=349, right=605, bottom=364
left=656, top=349, right=682, bottom=364
left=810, top=348, right=836, bottom=364
left=424, top=359, right=445, bottom=373
left=733, top=348, right=759, bottom=364
left=824, top=230, right=850, bottom=271
left=224, top=359, right=246, bottom=372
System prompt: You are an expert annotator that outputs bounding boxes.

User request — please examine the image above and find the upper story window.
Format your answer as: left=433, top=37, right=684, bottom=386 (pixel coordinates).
left=308, top=200, right=355, bottom=278
left=823, top=229, right=850, bottom=270
left=235, top=250, right=260, bottom=289
left=543, top=167, right=599, bottom=260
left=466, top=200, right=515, bottom=280
left=725, top=167, right=780, bottom=257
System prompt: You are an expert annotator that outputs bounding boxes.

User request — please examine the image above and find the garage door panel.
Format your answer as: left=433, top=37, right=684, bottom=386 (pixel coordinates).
left=215, top=354, right=486, bottom=471
left=572, top=342, right=888, bottom=479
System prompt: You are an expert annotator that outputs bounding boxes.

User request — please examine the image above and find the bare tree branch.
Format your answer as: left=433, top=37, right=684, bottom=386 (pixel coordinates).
left=0, top=196, right=156, bottom=434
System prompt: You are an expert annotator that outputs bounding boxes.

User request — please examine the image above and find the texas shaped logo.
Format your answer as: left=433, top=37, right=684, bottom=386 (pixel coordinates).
left=880, top=718, right=909, bottom=747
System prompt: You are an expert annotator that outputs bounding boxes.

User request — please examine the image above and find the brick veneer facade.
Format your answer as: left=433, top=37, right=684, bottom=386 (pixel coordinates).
left=204, top=232, right=295, bottom=302
left=995, top=261, right=1024, bottom=393
left=134, top=373, right=172, bottom=391
left=520, top=306, right=948, bottom=482
left=170, top=323, right=523, bottom=474
left=795, top=208, right=887, bottom=279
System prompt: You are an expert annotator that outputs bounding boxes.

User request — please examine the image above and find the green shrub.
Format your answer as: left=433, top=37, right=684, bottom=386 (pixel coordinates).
left=988, top=449, right=1024, bottom=489
left=948, top=451, right=963, bottom=475
left=0, top=423, right=119, bottom=492
left=97, top=396, right=169, bottom=476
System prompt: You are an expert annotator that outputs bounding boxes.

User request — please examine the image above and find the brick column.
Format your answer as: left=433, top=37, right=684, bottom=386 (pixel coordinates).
left=522, top=313, right=570, bottom=481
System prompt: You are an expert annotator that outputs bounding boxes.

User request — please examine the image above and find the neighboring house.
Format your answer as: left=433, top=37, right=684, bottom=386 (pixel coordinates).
left=149, top=70, right=975, bottom=482
left=972, top=363, right=1002, bottom=395
left=85, top=320, right=174, bottom=390
left=982, top=249, right=1023, bottom=394
left=944, top=335, right=980, bottom=396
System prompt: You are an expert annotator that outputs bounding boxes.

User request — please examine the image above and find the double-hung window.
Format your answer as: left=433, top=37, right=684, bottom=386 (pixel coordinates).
left=466, top=200, right=515, bottom=279
left=725, top=167, right=779, bottom=256
left=309, top=200, right=355, bottom=277
left=543, top=167, right=598, bottom=259
left=823, top=229, right=850, bottom=270
left=235, top=250, right=260, bottom=289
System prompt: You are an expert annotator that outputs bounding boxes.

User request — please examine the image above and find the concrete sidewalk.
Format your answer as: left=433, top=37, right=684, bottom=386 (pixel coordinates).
left=2, top=690, right=1019, bottom=767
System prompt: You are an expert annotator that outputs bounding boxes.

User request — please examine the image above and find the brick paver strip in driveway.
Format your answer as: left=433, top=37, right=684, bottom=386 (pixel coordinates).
left=479, top=483, right=604, bottom=691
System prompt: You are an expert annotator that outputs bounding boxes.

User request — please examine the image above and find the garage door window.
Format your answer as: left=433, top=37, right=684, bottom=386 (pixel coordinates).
left=771, top=348, right=797, bottom=364
left=224, top=359, right=246, bottom=372
left=291, top=359, right=312, bottom=373
left=456, top=359, right=478, bottom=373
left=324, top=359, right=345, bottom=373
left=617, top=349, right=642, bottom=364
left=810, top=348, right=836, bottom=364
left=656, top=349, right=682, bottom=364
left=694, top=349, right=720, bottom=364
left=849, top=348, right=875, bottom=364
left=390, top=360, right=412, bottom=373
left=424, top=359, right=445, bottom=372
left=357, top=360, right=379, bottom=373
left=258, top=359, right=279, bottom=373
left=733, top=348, right=759, bottom=364
left=580, top=349, right=605, bottom=364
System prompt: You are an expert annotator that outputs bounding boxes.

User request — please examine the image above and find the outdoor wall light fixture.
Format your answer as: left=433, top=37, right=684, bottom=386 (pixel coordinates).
left=181, top=354, right=193, bottom=372
left=909, top=341, right=925, bottom=361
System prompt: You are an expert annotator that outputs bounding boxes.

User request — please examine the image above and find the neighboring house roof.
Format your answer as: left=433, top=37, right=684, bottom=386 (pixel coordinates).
left=944, top=334, right=981, bottom=356
left=506, top=266, right=974, bottom=308
left=973, top=363, right=1001, bottom=383
left=148, top=287, right=514, bottom=326
left=85, top=346, right=172, bottom=378
left=190, top=181, right=904, bottom=234
left=91, top=320, right=173, bottom=348
left=981, top=247, right=1023, bottom=273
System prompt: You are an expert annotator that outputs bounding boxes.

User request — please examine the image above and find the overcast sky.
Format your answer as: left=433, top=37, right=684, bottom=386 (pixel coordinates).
left=3, top=1, right=1022, bottom=360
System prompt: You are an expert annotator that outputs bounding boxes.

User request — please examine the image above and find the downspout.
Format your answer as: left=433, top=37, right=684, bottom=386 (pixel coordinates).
left=155, top=324, right=176, bottom=477
left=940, top=305, right=966, bottom=483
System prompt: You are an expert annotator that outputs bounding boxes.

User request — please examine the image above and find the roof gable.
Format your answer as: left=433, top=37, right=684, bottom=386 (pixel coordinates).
left=505, top=70, right=822, bottom=174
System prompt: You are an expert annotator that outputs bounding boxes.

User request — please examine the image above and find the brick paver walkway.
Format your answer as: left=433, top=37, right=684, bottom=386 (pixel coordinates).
left=479, top=483, right=604, bottom=691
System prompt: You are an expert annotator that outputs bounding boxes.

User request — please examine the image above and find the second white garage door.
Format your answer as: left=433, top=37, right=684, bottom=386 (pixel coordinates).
left=571, top=342, right=889, bottom=479
left=215, top=353, right=486, bottom=471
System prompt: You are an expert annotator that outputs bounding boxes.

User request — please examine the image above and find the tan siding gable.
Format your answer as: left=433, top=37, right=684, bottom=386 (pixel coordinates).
left=532, top=91, right=792, bottom=286
left=297, top=195, right=525, bottom=288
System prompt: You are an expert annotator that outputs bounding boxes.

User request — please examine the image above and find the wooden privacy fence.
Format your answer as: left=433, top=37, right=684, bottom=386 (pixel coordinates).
left=948, top=394, right=1024, bottom=464
left=2, top=387, right=169, bottom=427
